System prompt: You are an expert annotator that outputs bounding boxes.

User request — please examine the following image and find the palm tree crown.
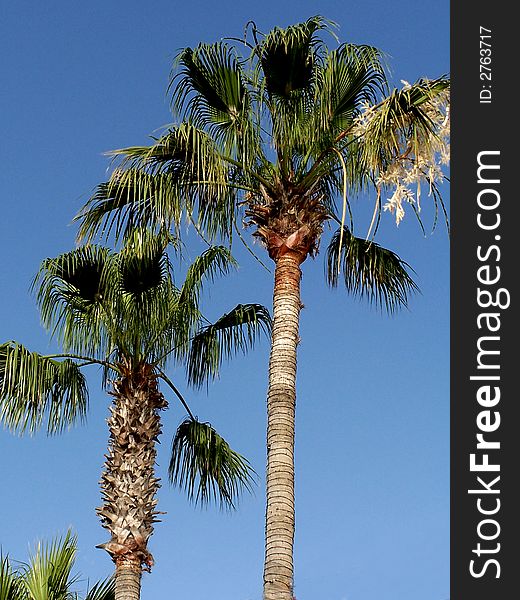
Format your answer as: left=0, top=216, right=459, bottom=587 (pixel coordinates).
left=78, top=15, right=448, bottom=295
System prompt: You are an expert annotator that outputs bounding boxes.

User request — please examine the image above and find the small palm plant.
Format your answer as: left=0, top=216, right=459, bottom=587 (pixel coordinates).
left=0, top=531, right=114, bottom=600
left=0, top=231, right=271, bottom=600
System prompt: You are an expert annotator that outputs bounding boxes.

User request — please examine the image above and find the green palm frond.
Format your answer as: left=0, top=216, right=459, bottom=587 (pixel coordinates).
left=84, top=578, right=115, bottom=600
left=256, top=15, right=330, bottom=98
left=169, top=417, right=255, bottom=509
left=146, top=246, right=239, bottom=365
left=187, top=303, right=271, bottom=387
left=118, top=228, right=171, bottom=296
left=20, top=531, right=78, bottom=600
left=1, top=534, right=113, bottom=600
left=171, top=42, right=263, bottom=165
left=172, top=45, right=247, bottom=128
left=179, top=245, right=237, bottom=306
left=0, top=555, right=20, bottom=600
left=325, top=228, right=418, bottom=312
left=113, top=230, right=180, bottom=363
left=76, top=122, right=237, bottom=244
left=313, top=43, right=387, bottom=142
left=76, top=171, right=188, bottom=243
left=0, top=342, right=88, bottom=435
left=33, top=246, right=114, bottom=357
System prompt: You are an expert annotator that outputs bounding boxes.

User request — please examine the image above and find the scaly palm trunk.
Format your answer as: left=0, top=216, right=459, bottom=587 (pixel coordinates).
left=97, top=363, right=167, bottom=600
left=263, top=250, right=303, bottom=600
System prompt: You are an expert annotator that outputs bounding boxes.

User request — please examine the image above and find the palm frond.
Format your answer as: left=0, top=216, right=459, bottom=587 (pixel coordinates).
left=187, top=303, right=271, bottom=387
left=325, top=228, right=418, bottom=312
left=84, top=578, right=115, bottom=600
left=0, top=555, right=19, bottom=600
left=33, top=245, right=115, bottom=357
left=179, top=246, right=237, bottom=306
left=118, top=228, right=172, bottom=295
left=0, top=342, right=88, bottom=435
left=113, top=230, right=180, bottom=364
left=20, top=531, right=78, bottom=600
left=312, top=43, right=387, bottom=145
left=169, top=417, right=255, bottom=509
left=356, top=76, right=450, bottom=174
left=257, top=15, right=331, bottom=98
left=76, top=173, right=183, bottom=243
left=76, top=122, right=238, bottom=244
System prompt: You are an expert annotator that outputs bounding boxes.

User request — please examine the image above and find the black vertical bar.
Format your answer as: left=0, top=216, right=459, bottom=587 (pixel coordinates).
left=451, top=2, right=517, bottom=599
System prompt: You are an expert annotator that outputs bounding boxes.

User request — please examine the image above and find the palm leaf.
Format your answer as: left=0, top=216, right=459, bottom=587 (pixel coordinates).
left=0, top=555, right=19, bottom=600
left=179, top=245, right=237, bottom=307
left=172, top=44, right=247, bottom=129
left=325, top=227, right=418, bottom=312
left=186, top=303, right=271, bottom=387
left=169, top=417, right=255, bottom=508
left=84, top=578, right=115, bottom=600
left=113, top=229, right=180, bottom=364
left=20, top=531, right=78, bottom=600
left=356, top=76, right=450, bottom=174
left=313, top=43, right=387, bottom=142
left=257, top=15, right=330, bottom=98
left=76, top=123, right=236, bottom=244
left=171, top=42, right=262, bottom=164
left=33, top=246, right=115, bottom=357
left=0, top=342, right=88, bottom=435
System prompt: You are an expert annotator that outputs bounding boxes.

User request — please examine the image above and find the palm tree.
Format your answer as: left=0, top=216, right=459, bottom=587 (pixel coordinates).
left=0, top=531, right=114, bottom=600
left=74, top=16, right=450, bottom=600
left=0, top=231, right=271, bottom=600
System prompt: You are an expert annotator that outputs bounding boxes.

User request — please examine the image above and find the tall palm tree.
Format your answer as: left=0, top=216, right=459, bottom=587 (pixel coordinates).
left=75, top=16, right=450, bottom=599
left=1, top=531, right=114, bottom=600
left=0, top=231, right=271, bottom=600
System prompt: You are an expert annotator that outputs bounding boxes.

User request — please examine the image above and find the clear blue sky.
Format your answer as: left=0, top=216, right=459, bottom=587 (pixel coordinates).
left=0, top=2, right=449, bottom=600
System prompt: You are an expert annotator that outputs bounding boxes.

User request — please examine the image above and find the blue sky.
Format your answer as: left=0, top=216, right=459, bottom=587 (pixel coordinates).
left=0, top=2, right=449, bottom=600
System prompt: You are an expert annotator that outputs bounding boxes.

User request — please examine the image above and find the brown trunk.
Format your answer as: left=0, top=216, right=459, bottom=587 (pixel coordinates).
left=97, top=363, right=167, bottom=600
left=115, top=559, right=142, bottom=600
left=263, top=250, right=303, bottom=600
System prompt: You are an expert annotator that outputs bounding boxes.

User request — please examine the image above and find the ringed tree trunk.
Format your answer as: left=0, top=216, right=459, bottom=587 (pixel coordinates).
left=97, top=362, right=167, bottom=600
left=263, top=249, right=305, bottom=600
left=249, top=187, right=325, bottom=600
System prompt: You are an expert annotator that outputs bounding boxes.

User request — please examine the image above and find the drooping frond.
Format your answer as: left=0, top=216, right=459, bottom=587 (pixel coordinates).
left=354, top=77, right=450, bottom=174
left=20, top=531, right=78, bottom=600
left=76, top=173, right=182, bottom=243
left=76, top=122, right=237, bottom=243
left=179, top=245, right=237, bottom=307
left=352, top=77, right=450, bottom=228
left=0, top=342, right=88, bottom=435
left=325, top=228, right=418, bottom=312
left=33, top=245, right=114, bottom=357
left=169, top=417, right=255, bottom=509
left=187, top=303, right=271, bottom=387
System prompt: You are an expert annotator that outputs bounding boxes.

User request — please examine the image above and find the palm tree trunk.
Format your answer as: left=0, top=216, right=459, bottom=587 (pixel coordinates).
left=115, top=560, right=142, bottom=600
left=263, top=250, right=302, bottom=600
left=97, top=364, right=167, bottom=600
